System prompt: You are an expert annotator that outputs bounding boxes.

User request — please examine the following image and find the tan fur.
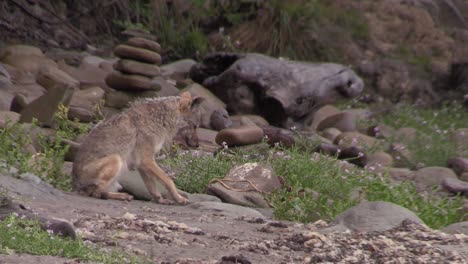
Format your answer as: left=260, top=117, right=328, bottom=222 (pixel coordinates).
left=72, top=92, right=194, bottom=205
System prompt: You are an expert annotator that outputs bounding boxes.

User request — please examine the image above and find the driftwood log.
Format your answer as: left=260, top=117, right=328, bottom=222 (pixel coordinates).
left=190, top=53, right=364, bottom=128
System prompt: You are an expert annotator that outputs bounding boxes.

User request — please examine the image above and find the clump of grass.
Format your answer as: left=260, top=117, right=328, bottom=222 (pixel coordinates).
left=166, top=145, right=465, bottom=229
left=0, top=214, right=146, bottom=263
left=230, top=0, right=369, bottom=62
left=162, top=146, right=267, bottom=193
left=0, top=105, right=89, bottom=191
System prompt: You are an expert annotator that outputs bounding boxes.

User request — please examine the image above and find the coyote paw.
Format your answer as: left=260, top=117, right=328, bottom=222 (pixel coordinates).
left=175, top=195, right=189, bottom=205
left=155, top=197, right=176, bottom=205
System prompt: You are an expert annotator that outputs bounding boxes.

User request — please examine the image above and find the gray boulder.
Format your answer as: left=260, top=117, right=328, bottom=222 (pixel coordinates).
left=442, top=221, right=468, bottom=235
left=323, top=201, right=424, bottom=233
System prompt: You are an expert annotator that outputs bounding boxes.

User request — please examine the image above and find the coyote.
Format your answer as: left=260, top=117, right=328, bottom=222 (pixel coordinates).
left=72, top=92, right=196, bottom=205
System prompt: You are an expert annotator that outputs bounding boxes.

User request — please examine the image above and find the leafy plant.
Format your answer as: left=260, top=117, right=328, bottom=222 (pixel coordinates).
left=0, top=105, right=89, bottom=191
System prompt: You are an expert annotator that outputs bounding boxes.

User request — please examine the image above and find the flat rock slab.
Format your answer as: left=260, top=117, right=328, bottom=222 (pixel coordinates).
left=113, top=44, right=161, bottom=64
left=0, top=174, right=467, bottom=263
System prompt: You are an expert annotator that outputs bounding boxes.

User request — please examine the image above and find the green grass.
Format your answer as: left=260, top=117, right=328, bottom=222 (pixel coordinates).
left=372, top=102, right=467, bottom=167
left=165, top=144, right=465, bottom=229
left=0, top=214, right=146, bottom=263
left=0, top=105, right=89, bottom=191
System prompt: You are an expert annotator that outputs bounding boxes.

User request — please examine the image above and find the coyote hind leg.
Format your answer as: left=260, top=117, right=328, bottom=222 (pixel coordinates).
left=88, top=155, right=134, bottom=201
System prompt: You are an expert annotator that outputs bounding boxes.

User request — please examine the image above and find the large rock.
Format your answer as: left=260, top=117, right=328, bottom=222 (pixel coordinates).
left=441, top=177, right=468, bottom=197
left=114, top=59, right=160, bottom=77
left=325, top=201, right=424, bottom=233
left=195, top=128, right=219, bottom=153
left=19, top=85, right=74, bottom=127
left=105, top=71, right=160, bottom=91
left=36, top=66, right=79, bottom=90
left=58, top=60, right=110, bottom=90
left=0, top=44, right=43, bottom=59
left=207, top=163, right=282, bottom=208
left=190, top=53, right=363, bottom=127
left=161, top=59, right=197, bottom=80
left=150, top=77, right=179, bottom=97
left=113, top=45, right=162, bottom=64
left=69, top=86, right=105, bottom=122
left=1, top=55, right=58, bottom=75
left=414, top=166, right=458, bottom=191
left=182, top=83, right=231, bottom=130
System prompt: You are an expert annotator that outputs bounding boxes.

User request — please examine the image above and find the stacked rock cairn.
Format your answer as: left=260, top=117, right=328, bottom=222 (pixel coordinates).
left=105, top=36, right=162, bottom=92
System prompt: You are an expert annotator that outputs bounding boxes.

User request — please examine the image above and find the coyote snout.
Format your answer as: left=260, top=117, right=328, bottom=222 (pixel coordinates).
left=72, top=92, right=196, bottom=205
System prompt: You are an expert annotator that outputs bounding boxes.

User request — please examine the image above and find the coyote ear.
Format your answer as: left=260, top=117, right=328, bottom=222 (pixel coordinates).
left=179, top=92, right=192, bottom=112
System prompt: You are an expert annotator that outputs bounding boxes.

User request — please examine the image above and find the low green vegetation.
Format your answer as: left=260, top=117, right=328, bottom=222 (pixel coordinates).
left=372, top=101, right=466, bottom=167
left=164, top=144, right=465, bottom=229
left=0, top=214, right=146, bottom=263
left=0, top=105, right=89, bottom=191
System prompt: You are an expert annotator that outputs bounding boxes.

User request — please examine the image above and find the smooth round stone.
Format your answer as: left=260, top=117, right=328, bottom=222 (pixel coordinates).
left=105, top=71, right=160, bottom=91
left=215, top=125, right=264, bottom=147
left=262, top=125, right=295, bottom=148
left=126, top=37, right=161, bottom=53
left=334, top=131, right=378, bottom=149
left=307, top=105, right=340, bottom=131
left=320, top=127, right=342, bottom=142
left=447, top=157, right=468, bottom=176
left=231, top=114, right=269, bottom=128
left=441, top=177, right=468, bottom=196
left=414, top=166, right=458, bottom=190
left=388, top=168, right=415, bottom=181
left=367, top=151, right=394, bottom=167
left=316, top=112, right=356, bottom=132
left=114, top=59, right=160, bottom=77
left=113, top=44, right=161, bottom=64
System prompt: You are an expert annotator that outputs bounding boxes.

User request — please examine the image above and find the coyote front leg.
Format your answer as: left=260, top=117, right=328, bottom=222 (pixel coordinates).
left=138, top=158, right=189, bottom=205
